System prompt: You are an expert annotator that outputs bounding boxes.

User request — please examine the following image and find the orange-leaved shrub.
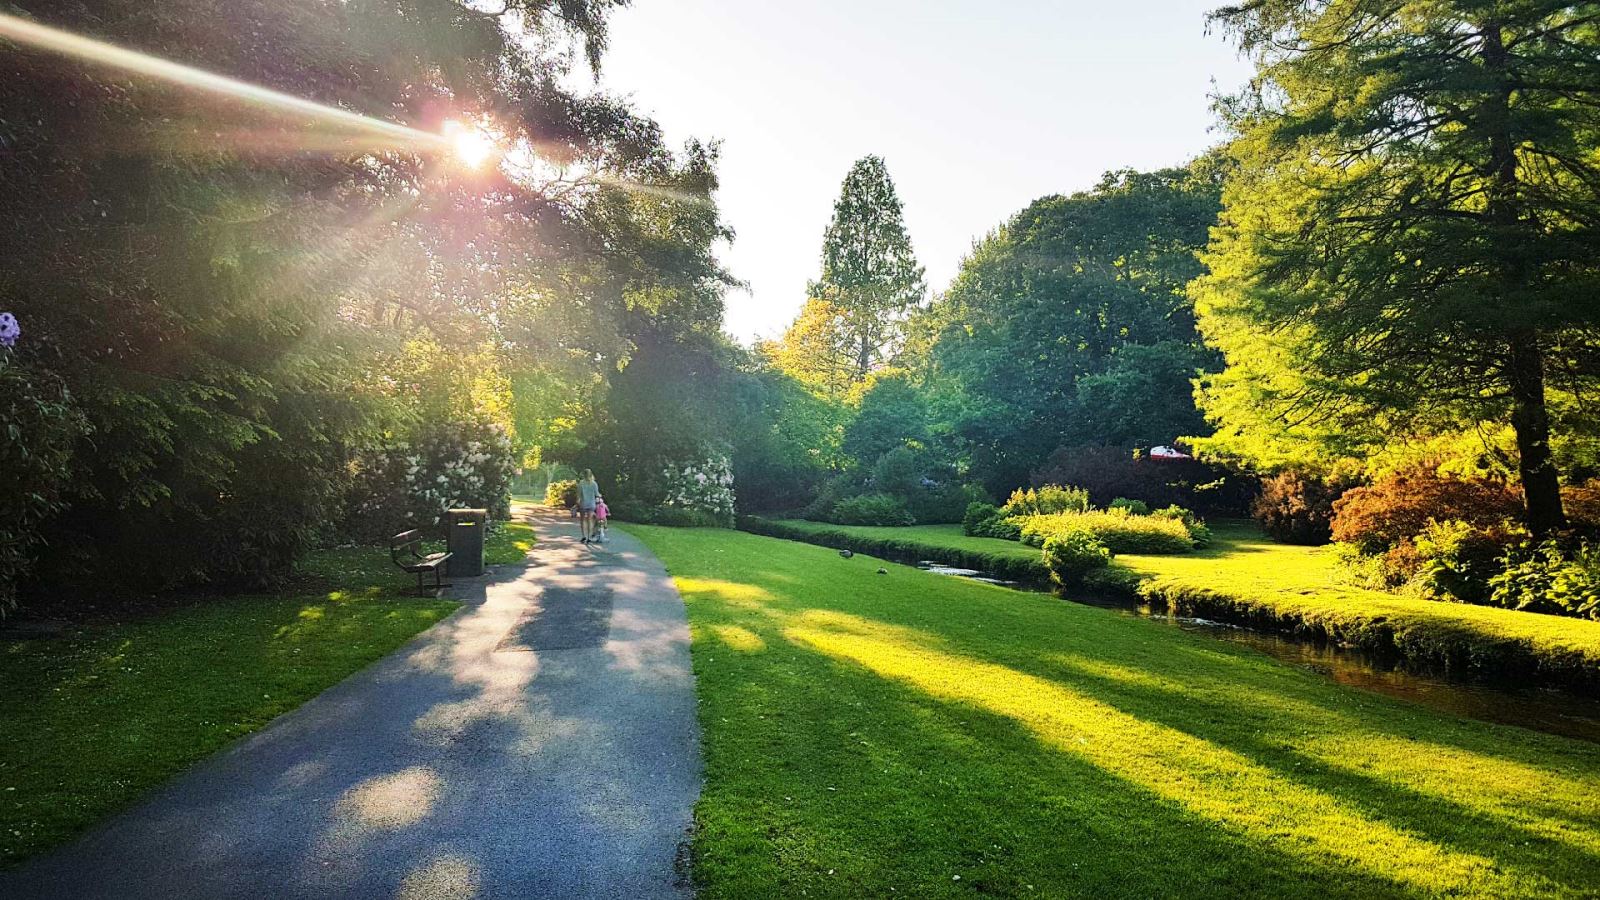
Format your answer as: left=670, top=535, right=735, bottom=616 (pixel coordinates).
left=1330, top=469, right=1523, bottom=553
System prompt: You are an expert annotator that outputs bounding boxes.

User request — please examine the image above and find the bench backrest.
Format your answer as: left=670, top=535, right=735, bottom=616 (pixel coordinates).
left=390, top=529, right=422, bottom=559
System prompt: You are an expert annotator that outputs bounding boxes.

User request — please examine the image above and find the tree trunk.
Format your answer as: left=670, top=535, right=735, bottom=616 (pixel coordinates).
left=1508, top=332, right=1566, bottom=538
left=1482, top=23, right=1566, bottom=537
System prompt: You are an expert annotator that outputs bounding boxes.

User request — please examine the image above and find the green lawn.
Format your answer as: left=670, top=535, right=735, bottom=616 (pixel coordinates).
left=0, top=519, right=535, bottom=868
left=750, top=518, right=1600, bottom=691
left=1117, top=524, right=1600, bottom=690
left=631, top=525, right=1600, bottom=899
left=750, top=519, right=1049, bottom=583
left=772, top=520, right=1045, bottom=564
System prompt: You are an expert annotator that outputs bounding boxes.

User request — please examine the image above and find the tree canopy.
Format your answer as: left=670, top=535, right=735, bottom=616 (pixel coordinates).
left=807, top=155, right=925, bottom=381
left=925, top=164, right=1222, bottom=491
left=0, top=0, right=730, bottom=604
left=1196, top=0, right=1600, bottom=535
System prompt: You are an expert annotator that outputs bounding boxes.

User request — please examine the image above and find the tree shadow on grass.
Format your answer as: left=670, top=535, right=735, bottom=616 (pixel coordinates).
left=673, top=535, right=1600, bottom=899
left=1035, top=654, right=1600, bottom=890
left=1, top=517, right=698, bottom=898
left=691, top=607, right=1427, bottom=899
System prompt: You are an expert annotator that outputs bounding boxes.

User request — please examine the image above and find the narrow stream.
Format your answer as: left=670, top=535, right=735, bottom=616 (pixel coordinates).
left=917, top=561, right=1600, bottom=744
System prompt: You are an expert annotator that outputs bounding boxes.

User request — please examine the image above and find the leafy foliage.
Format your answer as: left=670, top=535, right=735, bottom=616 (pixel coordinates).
left=1033, top=445, right=1256, bottom=517
left=828, top=494, right=915, bottom=527
left=2, top=0, right=731, bottom=604
left=1042, top=529, right=1114, bottom=581
left=547, top=479, right=579, bottom=508
left=0, top=356, right=84, bottom=615
left=1329, top=471, right=1524, bottom=554
left=1250, top=472, right=1354, bottom=546
left=1000, top=485, right=1092, bottom=518
left=1197, top=1, right=1600, bottom=535
left=1491, top=541, right=1600, bottom=621
left=1152, top=505, right=1212, bottom=547
left=808, top=156, right=926, bottom=381
left=1017, top=511, right=1196, bottom=555
left=725, top=364, right=845, bottom=514
left=842, top=372, right=930, bottom=464
left=926, top=165, right=1222, bottom=491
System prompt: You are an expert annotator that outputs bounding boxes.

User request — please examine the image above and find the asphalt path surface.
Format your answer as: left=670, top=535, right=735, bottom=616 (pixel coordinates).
left=3, top=507, right=701, bottom=899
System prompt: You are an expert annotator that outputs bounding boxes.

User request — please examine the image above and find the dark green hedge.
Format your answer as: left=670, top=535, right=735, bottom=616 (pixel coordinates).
left=738, top=517, right=1052, bottom=587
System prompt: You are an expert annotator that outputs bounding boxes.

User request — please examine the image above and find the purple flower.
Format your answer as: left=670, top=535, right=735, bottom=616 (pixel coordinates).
left=0, top=312, right=16, bottom=348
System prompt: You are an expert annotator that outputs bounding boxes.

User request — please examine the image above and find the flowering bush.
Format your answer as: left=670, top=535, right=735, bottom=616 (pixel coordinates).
left=655, top=453, right=736, bottom=527
left=344, top=420, right=516, bottom=540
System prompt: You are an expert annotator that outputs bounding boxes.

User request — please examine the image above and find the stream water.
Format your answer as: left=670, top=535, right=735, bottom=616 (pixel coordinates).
left=916, top=561, right=1600, bottom=744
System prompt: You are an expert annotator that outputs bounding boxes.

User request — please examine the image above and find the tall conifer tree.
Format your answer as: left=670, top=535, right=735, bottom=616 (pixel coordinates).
left=1197, top=1, right=1600, bottom=536
left=810, top=156, right=926, bottom=380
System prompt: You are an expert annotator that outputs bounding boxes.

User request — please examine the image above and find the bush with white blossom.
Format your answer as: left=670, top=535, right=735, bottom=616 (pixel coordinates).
left=345, top=419, right=516, bottom=540
left=655, top=453, right=736, bottom=526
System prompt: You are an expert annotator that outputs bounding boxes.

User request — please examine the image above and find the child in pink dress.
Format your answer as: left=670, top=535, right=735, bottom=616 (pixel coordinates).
left=594, top=495, right=610, bottom=542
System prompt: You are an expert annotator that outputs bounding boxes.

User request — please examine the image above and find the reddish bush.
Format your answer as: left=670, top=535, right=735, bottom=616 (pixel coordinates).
left=1031, top=445, right=1257, bottom=517
left=1564, top=480, right=1600, bottom=529
left=1330, top=470, right=1523, bottom=553
left=1251, top=471, right=1356, bottom=545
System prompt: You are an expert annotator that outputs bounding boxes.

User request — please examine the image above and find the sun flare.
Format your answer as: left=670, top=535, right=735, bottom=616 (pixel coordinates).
left=444, top=120, right=498, bottom=170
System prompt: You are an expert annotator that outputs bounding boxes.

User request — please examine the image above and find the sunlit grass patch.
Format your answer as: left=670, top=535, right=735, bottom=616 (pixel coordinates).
left=629, top=525, right=1600, bottom=899
left=752, top=518, right=1600, bottom=690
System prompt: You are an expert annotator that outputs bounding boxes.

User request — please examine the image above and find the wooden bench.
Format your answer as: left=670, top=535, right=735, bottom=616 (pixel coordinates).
left=390, top=529, right=452, bottom=594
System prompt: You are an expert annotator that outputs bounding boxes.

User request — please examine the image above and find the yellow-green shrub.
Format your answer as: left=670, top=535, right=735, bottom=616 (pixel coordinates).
left=1017, top=510, right=1195, bottom=554
left=546, top=479, right=578, bottom=508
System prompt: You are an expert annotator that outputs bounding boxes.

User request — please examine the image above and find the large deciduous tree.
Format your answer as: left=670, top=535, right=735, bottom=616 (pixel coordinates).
left=928, top=165, right=1222, bottom=492
left=809, top=155, right=926, bottom=380
left=759, top=298, right=856, bottom=398
left=1197, top=0, right=1600, bottom=536
left=0, top=0, right=728, bottom=604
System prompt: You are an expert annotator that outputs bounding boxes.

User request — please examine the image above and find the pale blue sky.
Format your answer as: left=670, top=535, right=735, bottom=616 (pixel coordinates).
left=589, top=1, right=1253, bottom=342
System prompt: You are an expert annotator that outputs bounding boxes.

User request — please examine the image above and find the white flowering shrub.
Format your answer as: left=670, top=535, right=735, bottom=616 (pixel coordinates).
left=344, top=419, right=516, bottom=540
left=656, top=453, right=736, bottom=526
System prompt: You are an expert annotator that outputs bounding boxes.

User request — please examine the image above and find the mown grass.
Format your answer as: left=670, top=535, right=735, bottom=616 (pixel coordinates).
left=1114, top=523, right=1600, bottom=691
left=0, top=519, right=535, bottom=868
left=750, top=519, right=1049, bottom=582
left=630, top=525, right=1600, bottom=899
left=751, top=518, right=1600, bottom=692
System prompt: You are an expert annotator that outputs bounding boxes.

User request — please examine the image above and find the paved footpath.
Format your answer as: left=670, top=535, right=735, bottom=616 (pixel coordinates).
left=2, top=508, right=701, bottom=899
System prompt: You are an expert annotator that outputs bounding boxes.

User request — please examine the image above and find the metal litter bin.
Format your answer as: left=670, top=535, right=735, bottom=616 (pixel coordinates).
left=446, top=508, right=487, bottom=577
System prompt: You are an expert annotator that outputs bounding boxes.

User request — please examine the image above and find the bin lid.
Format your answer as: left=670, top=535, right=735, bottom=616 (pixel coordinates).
left=448, top=508, right=488, bottom=516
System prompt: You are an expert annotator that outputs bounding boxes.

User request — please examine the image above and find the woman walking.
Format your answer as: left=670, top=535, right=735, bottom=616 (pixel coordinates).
left=576, top=469, right=601, bottom=543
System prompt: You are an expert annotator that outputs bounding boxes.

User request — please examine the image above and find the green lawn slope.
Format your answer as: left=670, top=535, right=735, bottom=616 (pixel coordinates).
left=634, top=525, right=1600, bottom=899
left=742, top=518, right=1049, bottom=583
left=743, top=518, right=1600, bottom=692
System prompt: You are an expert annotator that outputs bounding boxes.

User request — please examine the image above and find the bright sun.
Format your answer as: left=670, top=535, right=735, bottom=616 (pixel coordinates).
left=444, top=120, right=497, bottom=169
